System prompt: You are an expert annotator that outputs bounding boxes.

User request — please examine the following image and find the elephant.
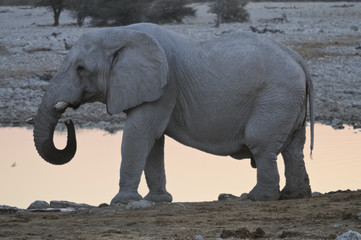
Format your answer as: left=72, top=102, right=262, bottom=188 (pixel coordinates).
left=33, top=23, right=314, bottom=203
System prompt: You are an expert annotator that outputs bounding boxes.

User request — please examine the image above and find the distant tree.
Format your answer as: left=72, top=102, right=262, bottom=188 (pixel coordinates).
left=146, top=0, right=196, bottom=24
left=34, top=0, right=196, bottom=27
left=214, top=0, right=224, bottom=27
left=35, top=0, right=66, bottom=26
left=88, top=0, right=147, bottom=26
left=65, top=0, right=93, bottom=27
left=209, top=0, right=249, bottom=27
left=87, top=0, right=195, bottom=26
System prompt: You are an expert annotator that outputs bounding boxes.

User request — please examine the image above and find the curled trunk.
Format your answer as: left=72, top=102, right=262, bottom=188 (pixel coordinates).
left=33, top=97, right=77, bottom=165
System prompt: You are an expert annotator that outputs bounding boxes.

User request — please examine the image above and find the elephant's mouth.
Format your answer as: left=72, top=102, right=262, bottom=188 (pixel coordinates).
left=54, top=101, right=80, bottom=112
left=54, top=101, right=69, bottom=112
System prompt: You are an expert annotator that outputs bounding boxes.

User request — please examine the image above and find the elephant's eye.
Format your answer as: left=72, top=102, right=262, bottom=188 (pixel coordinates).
left=77, top=66, right=86, bottom=76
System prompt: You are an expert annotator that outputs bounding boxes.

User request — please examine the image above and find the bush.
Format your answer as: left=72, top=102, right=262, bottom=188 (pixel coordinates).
left=88, top=0, right=195, bottom=26
left=146, top=0, right=196, bottom=24
left=66, top=0, right=93, bottom=27
left=88, top=0, right=149, bottom=26
left=0, top=0, right=37, bottom=6
left=31, top=0, right=196, bottom=27
left=209, top=0, right=249, bottom=26
left=34, top=0, right=66, bottom=26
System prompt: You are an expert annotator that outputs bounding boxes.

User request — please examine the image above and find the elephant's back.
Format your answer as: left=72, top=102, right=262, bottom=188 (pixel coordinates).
left=200, top=32, right=306, bottom=88
left=200, top=32, right=294, bottom=63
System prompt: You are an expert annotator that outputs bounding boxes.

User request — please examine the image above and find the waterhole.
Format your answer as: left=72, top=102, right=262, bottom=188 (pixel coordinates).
left=0, top=124, right=360, bottom=208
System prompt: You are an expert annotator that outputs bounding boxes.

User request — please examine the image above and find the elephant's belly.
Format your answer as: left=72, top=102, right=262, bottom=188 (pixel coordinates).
left=166, top=133, right=241, bottom=157
left=165, top=120, right=246, bottom=157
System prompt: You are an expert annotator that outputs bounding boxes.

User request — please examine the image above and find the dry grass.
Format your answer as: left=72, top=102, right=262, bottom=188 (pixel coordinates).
left=284, top=35, right=361, bottom=59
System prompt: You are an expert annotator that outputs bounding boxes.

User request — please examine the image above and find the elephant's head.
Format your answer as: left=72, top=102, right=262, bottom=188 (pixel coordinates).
left=34, top=28, right=168, bottom=165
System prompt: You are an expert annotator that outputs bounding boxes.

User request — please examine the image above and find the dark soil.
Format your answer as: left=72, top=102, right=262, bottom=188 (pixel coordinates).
left=1, top=190, right=360, bottom=239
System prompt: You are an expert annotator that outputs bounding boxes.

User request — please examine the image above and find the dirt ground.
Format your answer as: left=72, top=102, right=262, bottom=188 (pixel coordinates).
left=1, top=190, right=361, bottom=239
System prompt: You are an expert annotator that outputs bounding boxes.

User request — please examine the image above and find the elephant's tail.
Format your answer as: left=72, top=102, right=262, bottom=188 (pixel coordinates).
left=304, top=63, right=315, bottom=154
left=278, top=42, right=315, bottom=154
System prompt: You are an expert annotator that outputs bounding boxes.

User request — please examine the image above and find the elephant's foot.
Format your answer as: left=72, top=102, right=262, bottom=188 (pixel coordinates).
left=248, top=184, right=280, bottom=201
left=280, top=184, right=311, bottom=200
left=111, top=190, right=142, bottom=205
left=144, top=190, right=173, bottom=202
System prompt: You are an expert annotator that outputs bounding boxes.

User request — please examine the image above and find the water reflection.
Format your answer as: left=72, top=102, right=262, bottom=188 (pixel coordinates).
left=0, top=124, right=360, bottom=208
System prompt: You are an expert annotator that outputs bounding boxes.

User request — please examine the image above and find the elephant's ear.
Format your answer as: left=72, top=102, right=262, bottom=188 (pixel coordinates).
left=103, top=29, right=168, bottom=115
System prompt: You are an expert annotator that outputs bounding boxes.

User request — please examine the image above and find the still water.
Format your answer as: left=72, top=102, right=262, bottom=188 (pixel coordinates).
left=1, top=124, right=360, bottom=208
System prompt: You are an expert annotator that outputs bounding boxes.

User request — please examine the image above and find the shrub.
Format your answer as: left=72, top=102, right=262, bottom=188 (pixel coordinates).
left=209, top=0, right=249, bottom=27
left=66, top=0, right=93, bottom=27
left=88, top=0, right=149, bottom=26
left=0, top=0, right=37, bottom=6
left=34, top=0, right=66, bottom=26
left=146, top=0, right=196, bottom=24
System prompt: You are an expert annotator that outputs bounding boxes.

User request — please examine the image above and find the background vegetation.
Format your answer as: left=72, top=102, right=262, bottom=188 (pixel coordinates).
left=1, top=0, right=359, bottom=27
left=0, top=0, right=251, bottom=26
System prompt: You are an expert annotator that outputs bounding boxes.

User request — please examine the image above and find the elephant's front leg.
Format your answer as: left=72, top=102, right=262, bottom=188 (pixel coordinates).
left=144, top=135, right=173, bottom=202
left=110, top=130, right=149, bottom=204
left=110, top=99, right=174, bottom=205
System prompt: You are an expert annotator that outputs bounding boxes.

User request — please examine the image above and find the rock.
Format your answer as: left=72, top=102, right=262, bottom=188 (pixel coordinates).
left=112, top=202, right=126, bottom=208
left=97, top=121, right=107, bottom=129
left=351, top=26, right=358, bottom=31
left=333, top=224, right=342, bottom=229
left=29, top=208, right=61, bottom=213
left=240, top=193, right=249, bottom=200
left=194, top=235, right=203, bottom=240
left=279, top=231, right=300, bottom=238
left=312, top=192, right=322, bottom=196
left=218, top=193, right=238, bottom=201
left=49, top=200, right=94, bottom=209
left=23, top=46, right=52, bottom=53
left=0, top=43, right=9, bottom=55
left=0, top=205, right=19, bottom=214
left=253, top=228, right=266, bottom=238
left=336, top=230, right=361, bottom=240
left=125, top=200, right=155, bottom=210
left=220, top=228, right=251, bottom=239
left=358, top=212, right=361, bottom=220
left=98, top=203, right=109, bottom=208
left=332, top=118, right=344, bottom=129
left=27, top=200, right=50, bottom=210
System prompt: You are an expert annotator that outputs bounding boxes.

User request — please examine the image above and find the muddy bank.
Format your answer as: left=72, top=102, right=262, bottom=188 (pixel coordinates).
left=1, top=3, right=361, bottom=132
left=1, top=190, right=361, bottom=239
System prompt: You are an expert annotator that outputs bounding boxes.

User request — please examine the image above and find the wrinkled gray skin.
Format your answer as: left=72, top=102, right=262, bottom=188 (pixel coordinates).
left=33, top=23, right=314, bottom=203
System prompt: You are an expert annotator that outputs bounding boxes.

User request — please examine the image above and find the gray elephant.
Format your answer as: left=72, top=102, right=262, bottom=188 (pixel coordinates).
left=33, top=23, right=314, bottom=203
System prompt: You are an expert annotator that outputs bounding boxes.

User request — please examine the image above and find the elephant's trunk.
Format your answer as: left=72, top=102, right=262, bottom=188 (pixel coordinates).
left=33, top=89, right=77, bottom=165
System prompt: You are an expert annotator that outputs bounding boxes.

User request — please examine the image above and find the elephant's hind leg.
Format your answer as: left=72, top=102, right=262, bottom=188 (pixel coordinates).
left=144, top=135, right=173, bottom=202
left=280, top=125, right=311, bottom=199
left=248, top=150, right=281, bottom=201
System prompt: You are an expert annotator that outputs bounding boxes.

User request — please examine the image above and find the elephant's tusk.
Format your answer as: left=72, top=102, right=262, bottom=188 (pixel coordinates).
left=54, top=101, right=69, bottom=112
left=26, top=116, right=35, bottom=124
